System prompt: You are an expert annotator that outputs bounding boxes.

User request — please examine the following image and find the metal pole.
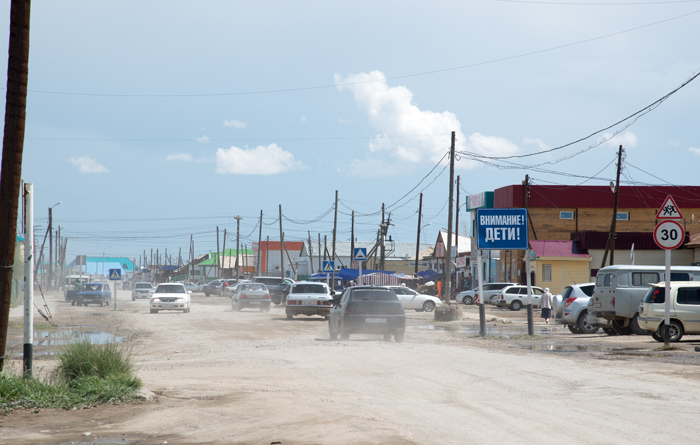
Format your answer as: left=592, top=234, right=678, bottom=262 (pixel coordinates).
left=663, top=249, right=671, bottom=346
left=478, top=250, right=486, bottom=336
left=526, top=249, right=534, bottom=335
left=235, top=216, right=242, bottom=280
left=23, top=183, right=33, bottom=376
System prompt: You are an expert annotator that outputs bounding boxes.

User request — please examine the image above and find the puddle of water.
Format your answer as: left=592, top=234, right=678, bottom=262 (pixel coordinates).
left=520, top=344, right=649, bottom=354
left=33, top=329, right=125, bottom=347
left=411, top=324, right=559, bottom=337
left=525, top=344, right=589, bottom=352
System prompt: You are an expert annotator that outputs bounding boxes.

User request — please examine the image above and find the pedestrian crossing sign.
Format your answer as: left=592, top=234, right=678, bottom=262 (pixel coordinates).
left=322, top=261, right=335, bottom=272
left=109, top=269, right=122, bottom=280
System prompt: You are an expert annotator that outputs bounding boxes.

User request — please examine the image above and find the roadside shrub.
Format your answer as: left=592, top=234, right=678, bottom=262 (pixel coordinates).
left=54, top=338, right=138, bottom=382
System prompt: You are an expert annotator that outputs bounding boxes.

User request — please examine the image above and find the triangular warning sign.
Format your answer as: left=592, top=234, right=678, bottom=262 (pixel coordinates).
left=656, top=195, right=683, bottom=220
left=110, top=270, right=121, bottom=279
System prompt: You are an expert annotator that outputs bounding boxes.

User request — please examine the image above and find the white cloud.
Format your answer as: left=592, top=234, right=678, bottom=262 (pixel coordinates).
left=69, top=156, right=108, bottom=174
left=166, top=153, right=193, bottom=162
left=338, top=118, right=353, bottom=124
left=600, top=131, right=638, bottom=149
left=197, top=135, right=210, bottom=143
left=689, top=147, right=700, bottom=156
left=334, top=70, right=519, bottom=169
left=300, top=116, right=307, bottom=123
left=223, top=119, right=247, bottom=129
left=215, top=143, right=305, bottom=175
left=523, top=137, right=548, bottom=151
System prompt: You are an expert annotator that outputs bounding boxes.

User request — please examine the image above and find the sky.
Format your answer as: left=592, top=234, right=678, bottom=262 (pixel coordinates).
left=3, top=0, right=700, bottom=267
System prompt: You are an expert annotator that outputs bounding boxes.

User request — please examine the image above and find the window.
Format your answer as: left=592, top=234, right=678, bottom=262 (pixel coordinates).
left=677, top=288, right=700, bottom=305
left=632, top=272, right=660, bottom=286
left=542, top=264, right=552, bottom=282
left=560, top=211, right=574, bottom=219
left=616, top=212, right=629, bottom=220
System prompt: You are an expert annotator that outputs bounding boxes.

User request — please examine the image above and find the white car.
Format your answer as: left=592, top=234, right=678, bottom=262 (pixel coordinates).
left=495, top=285, right=544, bottom=311
left=553, top=283, right=601, bottom=334
left=132, top=282, right=154, bottom=301
left=456, top=283, right=517, bottom=305
left=285, top=281, right=334, bottom=319
left=150, top=283, right=191, bottom=314
left=382, top=285, right=441, bottom=312
left=231, top=282, right=271, bottom=312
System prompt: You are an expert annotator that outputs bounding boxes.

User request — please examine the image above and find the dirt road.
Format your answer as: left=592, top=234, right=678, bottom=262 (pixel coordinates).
left=3, top=288, right=700, bottom=444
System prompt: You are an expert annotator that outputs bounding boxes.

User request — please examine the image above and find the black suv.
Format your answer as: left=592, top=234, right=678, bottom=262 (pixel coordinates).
left=329, top=286, right=406, bottom=342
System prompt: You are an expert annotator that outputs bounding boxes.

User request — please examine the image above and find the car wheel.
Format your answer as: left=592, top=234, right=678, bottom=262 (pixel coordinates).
left=602, top=327, right=617, bottom=336
left=422, top=300, right=436, bottom=312
left=329, top=321, right=338, bottom=340
left=231, top=299, right=236, bottom=310
left=71, top=300, right=75, bottom=306
left=567, top=324, right=582, bottom=334
left=383, top=332, right=392, bottom=341
left=150, top=309, right=158, bottom=314
left=510, top=300, right=522, bottom=311
left=324, top=315, right=330, bottom=320
left=668, top=320, right=684, bottom=342
left=339, top=324, right=349, bottom=341
left=235, top=301, right=242, bottom=312
left=651, top=329, right=664, bottom=342
left=395, top=331, right=405, bottom=343
left=462, top=296, right=473, bottom=305
left=132, top=296, right=135, bottom=301
left=99, top=301, right=104, bottom=307
left=577, top=312, right=599, bottom=334
left=286, top=312, right=293, bottom=320
left=612, top=319, right=633, bottom=335
left=204, top=292, right=210, bottom=297
left=630, top=314, right=648, bottom=335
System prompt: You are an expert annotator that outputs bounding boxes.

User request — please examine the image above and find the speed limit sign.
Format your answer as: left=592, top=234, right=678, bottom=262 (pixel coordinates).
left=653, top=220, right=685, bottom=250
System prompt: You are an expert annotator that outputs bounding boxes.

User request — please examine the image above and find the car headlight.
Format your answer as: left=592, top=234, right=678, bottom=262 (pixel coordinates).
left=152, top=298, right=161, bottom=303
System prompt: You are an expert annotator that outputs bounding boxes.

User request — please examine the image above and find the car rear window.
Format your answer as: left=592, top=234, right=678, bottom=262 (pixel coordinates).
left=292, top=284, right=327, bottom=294
left=135, top=283, right=152, bottom=289
left=350, top=289, right=397, bottom=302
left=643, top=287, right=664, bottom=304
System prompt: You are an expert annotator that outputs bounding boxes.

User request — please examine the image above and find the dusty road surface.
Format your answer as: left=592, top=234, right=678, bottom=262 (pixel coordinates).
left=3, top=287, right=700, bottom=444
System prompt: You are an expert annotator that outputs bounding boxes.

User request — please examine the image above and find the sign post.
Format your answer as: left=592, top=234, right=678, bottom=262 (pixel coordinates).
left=109, top=268, right=122, bottom=311
left=353, top=248, right=367, bottom=286
left=477, top=208, right=529, bottom=336
left=653, top=196, right=684, bottom=346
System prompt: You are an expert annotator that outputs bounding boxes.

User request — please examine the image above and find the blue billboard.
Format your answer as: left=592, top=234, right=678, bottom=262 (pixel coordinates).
left=476, top=208, right=528, bottom=250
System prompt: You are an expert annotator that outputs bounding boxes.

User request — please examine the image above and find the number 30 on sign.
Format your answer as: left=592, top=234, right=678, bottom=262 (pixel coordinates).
left=653, top=220, right=684, bottom=250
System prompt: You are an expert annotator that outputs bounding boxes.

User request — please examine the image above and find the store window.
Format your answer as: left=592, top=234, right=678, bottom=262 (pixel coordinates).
left=542, top=264, right=552, bottom=282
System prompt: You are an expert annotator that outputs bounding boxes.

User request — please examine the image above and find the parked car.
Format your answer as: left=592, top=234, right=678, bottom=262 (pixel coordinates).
left=150, top=282, right=191, bottom=314
left=231, top=282, right=271, bottom=312
left=178, top=281, right=200, bottom=293
left=221, top=279, right=245, bottom=297
left=638, top=281, right=700, bottom=342
left=75, top=282, right=112, bottom=307
left=328, top=286, right=406, bottom=342
left=201, top=279, right=226, bottom=297
left=285, top=281, right=334, bottom=319
left=456, top=282, right=516, bottom=305
left=132, top=282, right=154, bottom=301
left=553, top=283, right=601, bottom=334
left=269, top=282, right=292, bottom=305
left=381, top=285, right=441, bottom=312
left=495, top=285, right=544, bottom=311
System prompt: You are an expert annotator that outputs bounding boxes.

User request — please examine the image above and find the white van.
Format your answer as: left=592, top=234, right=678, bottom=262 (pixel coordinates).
left=638, top=282, right=700, bottom=342
left=589, top=265, right=700, bottom=334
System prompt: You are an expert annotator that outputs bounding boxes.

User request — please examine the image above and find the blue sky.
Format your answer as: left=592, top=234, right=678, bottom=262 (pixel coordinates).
left=5, top=0, right=700, bottom=265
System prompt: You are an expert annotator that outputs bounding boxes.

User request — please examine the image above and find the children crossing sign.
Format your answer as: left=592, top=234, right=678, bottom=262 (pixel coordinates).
left=476, top=208, right=529, bottom=250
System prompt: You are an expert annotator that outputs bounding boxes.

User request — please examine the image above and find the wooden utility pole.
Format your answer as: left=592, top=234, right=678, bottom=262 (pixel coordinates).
left=380, top=203, right=386, bottom=271
left=0, top=0, right=32, bottom=372
left=221, top=229, right=227, bottom=277
left=216, top=227, right=220, bottom=278
left=256, top=210, right=263, bottom=276
left=235, top=216, right=242, bottom=279
left=600, top=145, right=624, bottom=269
left=318, top=233, right=321, bottom=271
left=415, top=193, right=423, bottom=275
left=444, top=131, right=456, bottom=303
left=350, top=211, right=355, bottom=269
left=278, top=205, right=285, bottom=280
left=308, top=231, right=314, bottom=274
left=332, top=190, right=338, bottom=281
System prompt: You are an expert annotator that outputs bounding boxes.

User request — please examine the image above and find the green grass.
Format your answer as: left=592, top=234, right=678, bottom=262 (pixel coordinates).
left=1, top=337, right=142, bottom=415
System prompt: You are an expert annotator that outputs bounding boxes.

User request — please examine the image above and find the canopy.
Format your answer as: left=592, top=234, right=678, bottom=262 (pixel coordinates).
left=313, top=268, right=395, bottom=281
left=417, top=269, right=443, bottom=281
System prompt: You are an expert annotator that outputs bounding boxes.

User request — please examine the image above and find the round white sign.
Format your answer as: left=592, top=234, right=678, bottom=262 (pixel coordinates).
left=653, top=220, right=685, bottom=250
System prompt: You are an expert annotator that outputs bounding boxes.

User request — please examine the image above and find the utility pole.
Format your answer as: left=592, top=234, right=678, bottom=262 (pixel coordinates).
left=350, top=211, right=355, bottom=269
left=235, top=216, right=242, bottom=280
left=445, top=131, right=456, bottom=304
left=23, top=182, right=34, bottom=376
left=0, top=0, right=32, bottom=373
left=332, top=190, right=338, bottom=281
left=216, top=226, right=220, bottom=278
left=415, top=193, right=423, bottom=275
left=257, top=210, right=263, bottom=276
left=380, top=203, right=386, bottom=271
left=221, top=229, right=227, bottom=277
left=600, top=146, right=624, bottom=269
left=318, top=233, right=321, bottom=272
left=48, top=207, right=53, bottom=290
left=308, top=231, right=314, bottom=274
left=279, top=205, right=285, bottom=280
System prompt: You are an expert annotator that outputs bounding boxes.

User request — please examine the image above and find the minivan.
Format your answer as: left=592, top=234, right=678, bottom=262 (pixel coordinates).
left=589, top=265, right=700, bottom=335
left=638, top=282, right=700, bottom=342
